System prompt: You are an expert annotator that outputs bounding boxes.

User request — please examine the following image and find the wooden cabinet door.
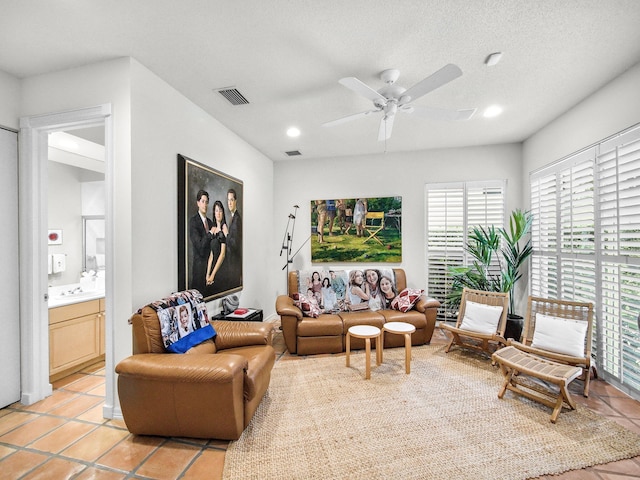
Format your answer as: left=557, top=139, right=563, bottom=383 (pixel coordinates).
left=49, top=299, right=105, bottom=377
left=50, top=313, right=101, bottom=375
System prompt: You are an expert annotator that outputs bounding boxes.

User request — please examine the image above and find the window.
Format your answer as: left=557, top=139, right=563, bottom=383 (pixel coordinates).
left=425, top=181, right=505, bottom=321
left=530, top=124, right=640, bottom=399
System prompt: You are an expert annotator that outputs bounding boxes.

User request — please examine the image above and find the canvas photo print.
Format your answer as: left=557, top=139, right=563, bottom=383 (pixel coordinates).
left=310, top=197, right=402, bottom=263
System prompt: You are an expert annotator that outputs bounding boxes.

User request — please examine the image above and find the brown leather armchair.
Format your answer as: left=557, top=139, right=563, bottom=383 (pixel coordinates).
left=115, top=303, right=276, bottom=440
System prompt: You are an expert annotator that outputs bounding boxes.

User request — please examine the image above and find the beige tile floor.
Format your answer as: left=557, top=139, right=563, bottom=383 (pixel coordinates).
left=1, top=326, right=639, bottom=479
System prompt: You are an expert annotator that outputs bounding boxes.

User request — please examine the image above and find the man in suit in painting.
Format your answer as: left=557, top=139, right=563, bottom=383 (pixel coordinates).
left=226, top=188, right=243, bottom=287
left=188, top=189, right=213, bottom=295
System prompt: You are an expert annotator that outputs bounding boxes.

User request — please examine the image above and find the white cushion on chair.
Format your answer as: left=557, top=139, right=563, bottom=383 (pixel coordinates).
left=459, top=300, right=503, bottom=334
left=531, top=313, right=587, bottom=357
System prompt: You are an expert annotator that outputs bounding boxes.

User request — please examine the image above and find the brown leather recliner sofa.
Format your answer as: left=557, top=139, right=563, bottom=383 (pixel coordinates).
left=115, top=297, right=276, bottom=440
left=276, top=268, right=441, bottom=355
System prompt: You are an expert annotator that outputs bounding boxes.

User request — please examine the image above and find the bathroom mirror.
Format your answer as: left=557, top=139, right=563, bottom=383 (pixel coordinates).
left=83, top=215, right=105, bottom=272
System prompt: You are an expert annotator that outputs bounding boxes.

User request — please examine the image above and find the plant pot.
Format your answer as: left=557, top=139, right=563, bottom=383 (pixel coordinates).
left=504, top=314, right=524, bottom=342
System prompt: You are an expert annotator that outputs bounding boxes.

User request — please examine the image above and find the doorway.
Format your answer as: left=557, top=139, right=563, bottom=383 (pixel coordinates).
left=19, top=105, right=114, bottom=414
left=47, top=126, right=106, bottom=382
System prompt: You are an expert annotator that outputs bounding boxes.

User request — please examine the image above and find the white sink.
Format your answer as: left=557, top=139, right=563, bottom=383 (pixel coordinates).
left=48, top=284, right=104, bottom=308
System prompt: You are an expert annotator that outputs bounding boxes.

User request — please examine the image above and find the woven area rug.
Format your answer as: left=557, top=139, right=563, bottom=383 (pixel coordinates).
left=222, top=344, right=640, bottom=480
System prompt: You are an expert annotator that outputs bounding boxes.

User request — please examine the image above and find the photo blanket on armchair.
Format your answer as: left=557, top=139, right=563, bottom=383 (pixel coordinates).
left=146, top=289, right=216, bottom=353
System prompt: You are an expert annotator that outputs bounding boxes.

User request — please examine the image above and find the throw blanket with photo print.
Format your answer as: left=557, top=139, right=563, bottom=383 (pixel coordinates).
left=146, top=289, right=216, bottom=353
left=295, top=268, right=397, bottom=314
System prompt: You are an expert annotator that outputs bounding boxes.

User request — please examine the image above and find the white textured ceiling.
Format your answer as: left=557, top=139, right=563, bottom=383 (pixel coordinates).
left=2, top=0, right=640, bottom=161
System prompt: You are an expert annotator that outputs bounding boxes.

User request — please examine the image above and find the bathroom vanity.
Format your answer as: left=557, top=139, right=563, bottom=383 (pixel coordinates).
left=48, top=289, right=105, bottom=382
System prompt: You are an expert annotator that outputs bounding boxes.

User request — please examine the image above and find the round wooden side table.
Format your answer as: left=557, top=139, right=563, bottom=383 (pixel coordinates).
left=381, top=321, right=416, bottom=374
left=346, top=325, right=381, bottom=379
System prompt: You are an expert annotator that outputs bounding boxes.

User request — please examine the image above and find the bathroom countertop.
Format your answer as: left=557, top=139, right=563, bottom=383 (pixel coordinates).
left=48, top=284, right=105, bottom=309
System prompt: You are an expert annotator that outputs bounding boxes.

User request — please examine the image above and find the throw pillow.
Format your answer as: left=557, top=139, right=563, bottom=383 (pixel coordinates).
left=531, top=313, right=587, bottom=357
left=459, top=300, right=503, bottom=335
left=391, top=288, right=424, bottom=313
left=291, top=292, right=321, bottom=318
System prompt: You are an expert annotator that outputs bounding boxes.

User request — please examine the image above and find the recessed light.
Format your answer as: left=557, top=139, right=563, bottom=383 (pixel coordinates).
left=287, top=127, right=301, bottom=137
left=483, top=105, right=503, bottom=118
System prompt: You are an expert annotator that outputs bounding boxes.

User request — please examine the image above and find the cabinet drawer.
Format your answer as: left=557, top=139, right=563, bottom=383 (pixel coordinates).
left=49, top=299, right=100, bottom=325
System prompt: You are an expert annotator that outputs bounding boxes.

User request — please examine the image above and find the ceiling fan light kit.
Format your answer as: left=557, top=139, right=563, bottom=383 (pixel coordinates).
left=324, top=64, right=476, bottom=141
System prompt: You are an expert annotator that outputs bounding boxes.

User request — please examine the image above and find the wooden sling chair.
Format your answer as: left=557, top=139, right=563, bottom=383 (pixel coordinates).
left=502, top=296, right=595, bottom=397
left=440, top=288, right=509, bottom=358
left=492, top=296, right=594, bottom=422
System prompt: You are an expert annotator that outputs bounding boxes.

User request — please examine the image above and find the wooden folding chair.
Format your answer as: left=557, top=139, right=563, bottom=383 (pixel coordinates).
left=364, top=211, right=384, bottom=245
left=440, top=288, right=509, bottom=358
left=506, top=296, right=594, bottom=396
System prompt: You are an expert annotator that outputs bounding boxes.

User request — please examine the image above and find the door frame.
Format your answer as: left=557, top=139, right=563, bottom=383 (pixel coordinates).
left=19, top=105, right=114, bottom=407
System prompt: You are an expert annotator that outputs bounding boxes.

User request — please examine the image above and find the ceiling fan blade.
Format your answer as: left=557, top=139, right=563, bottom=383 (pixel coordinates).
left=402, top=64, right=463, bottom=103
left=339, top=77, right=387, bottom=103
left=409, top=105, right=476, bottom=121
left=322, top=109, right=379, bottom=127
left=378, top=114, right=395, bottom=141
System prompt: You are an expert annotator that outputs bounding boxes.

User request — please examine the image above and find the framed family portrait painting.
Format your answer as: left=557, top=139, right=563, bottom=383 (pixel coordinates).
left=178, top=154, right=243, bottom=302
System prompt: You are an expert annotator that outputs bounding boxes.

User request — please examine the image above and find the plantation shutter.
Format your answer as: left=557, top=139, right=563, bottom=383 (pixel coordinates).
left=530, top=172, right=559, bottom=297
left=596, top=128, right=640, bottom=393
left=530, top=149, right=596, bottom=304
left=559, top=156, right=596, bottom=304
left=425, top=181, right=505, bottom=321
left=425, top=185, right=464, bottom=320
left=530, top=123, right=640, bottom=398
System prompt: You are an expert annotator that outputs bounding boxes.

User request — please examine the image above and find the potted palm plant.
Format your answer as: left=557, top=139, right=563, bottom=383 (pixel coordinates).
left=447, top=209, right=533, bottom=339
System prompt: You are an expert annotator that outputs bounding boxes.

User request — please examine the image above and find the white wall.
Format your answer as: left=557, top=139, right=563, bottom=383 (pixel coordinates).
left=0, top=127, right=20, bottom=407
left=0, top=69, right=20, bottom=130
left=47, top=161, right=83, bottom=286
left=519, top=61, right=640, bottom=307
left=129, top=59, right=275, bottom=313
left=273, top=143, right=523, bottom=296
left=523, top=61, right=640, bottom=200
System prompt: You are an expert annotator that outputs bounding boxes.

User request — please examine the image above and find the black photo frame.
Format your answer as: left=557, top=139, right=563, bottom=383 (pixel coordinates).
left=178, top=154, right=243, bottom=302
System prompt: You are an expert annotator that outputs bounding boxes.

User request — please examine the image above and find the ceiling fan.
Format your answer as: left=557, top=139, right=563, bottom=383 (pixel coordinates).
left=323, top=64, right=476, bottom=141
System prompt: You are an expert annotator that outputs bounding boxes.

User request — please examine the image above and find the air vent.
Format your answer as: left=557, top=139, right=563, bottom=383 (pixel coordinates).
left=285, top=150, right=302, bottom=157
left=215, top=87, right=249, bottom=105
